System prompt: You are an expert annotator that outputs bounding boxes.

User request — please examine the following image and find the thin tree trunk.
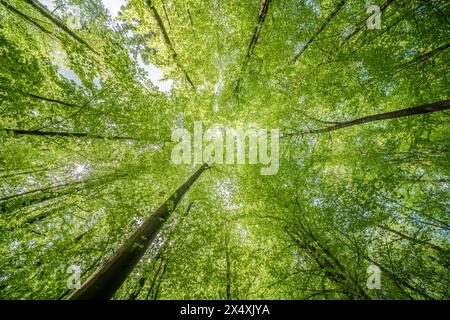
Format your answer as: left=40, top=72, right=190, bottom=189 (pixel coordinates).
left=292, top=0, right=347, bottom=63
left=128, top=275, right=147, bottom=300
left=298, top=0, right=394, bottom=81
left=23, top=0, right=98, bottom=55
left=3, top=193, right=63, bottom=219
left=145, top=0, right=195, bottom=89
left=145, top=257, right=167, bottom=300
left=0, top=166, right=56, bottom=179
left=235, top=0, right=272, bottom=91
left=376, top=224, right=446, bottom=253
left=2, top=129, right=132, bottom=140
left=161, top=0, right=172, bottom=29
left=0, top=173, right=124, bottom=203
left=0, top=0, right=57, bottom=39
left=363, top=254, right=434, bottom=299
left=152, top=262, right=167, bottom=300
left=243, top=0, right=272, bottom=67
left=128, top=202, right=193, bottom=300
left=225, top=232, right=232, bottom=300
left=0, top=86, right=77, bottom=108
left=68, top=164, right=209, bottom=300
left=403, top=43, right=450, bottom=66
left=288, top=218, right=370, bottom=300
left=26, top=93, right=78, bottom=107
left=0, top=180, right=84, bottom=203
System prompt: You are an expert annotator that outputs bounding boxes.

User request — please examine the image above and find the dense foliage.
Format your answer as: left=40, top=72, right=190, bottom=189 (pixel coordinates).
left=0, top=0, right=449, bottom=299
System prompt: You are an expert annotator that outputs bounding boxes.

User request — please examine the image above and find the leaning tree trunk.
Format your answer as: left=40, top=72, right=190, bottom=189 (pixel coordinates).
left=309, top=100, right=450, bottom=134
left=2, top=129, right=132, bottom=140
left=292, top=0, right=347, bottom=63
left=286, top=100, right=450, bottom=137
left=145, top=0, right=195, bottom=89
left=68, top=164, right=209, bottom=300
left=23, top=0, right=98, bottom=54
left=234, top=0, right=272, bottom=91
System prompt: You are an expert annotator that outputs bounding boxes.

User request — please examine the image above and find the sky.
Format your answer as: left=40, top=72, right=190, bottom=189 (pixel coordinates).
left=101, top=0, right=173, bottom=92
left=38, top=0, right=127, bottom=18
left=101, top=0, right=128, bottom=19
left=38, top=0, right=173, bottom=93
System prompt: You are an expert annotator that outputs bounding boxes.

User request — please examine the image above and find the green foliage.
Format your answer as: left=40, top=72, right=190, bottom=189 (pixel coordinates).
left=0, top=0, right=448, bottom=300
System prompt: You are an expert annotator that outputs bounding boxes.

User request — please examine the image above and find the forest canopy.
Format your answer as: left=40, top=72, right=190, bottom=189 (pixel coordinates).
left=0, top=0, right=449, bottom=300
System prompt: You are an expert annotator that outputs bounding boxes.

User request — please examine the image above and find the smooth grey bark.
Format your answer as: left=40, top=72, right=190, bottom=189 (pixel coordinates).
left=287, top=100, right=450, bottom=136
left=68, top=164, right=209, bottom=300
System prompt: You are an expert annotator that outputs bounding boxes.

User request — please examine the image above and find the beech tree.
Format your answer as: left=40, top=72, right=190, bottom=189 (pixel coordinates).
left=0, top=0, right=448, bottom=300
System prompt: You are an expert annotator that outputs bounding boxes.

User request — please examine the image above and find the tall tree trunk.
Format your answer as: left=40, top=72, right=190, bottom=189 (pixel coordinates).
left=0, top=85, right=77, bottom=108
left=25, top=93, right=78, bottom=107
left=2, top=129, right=132, bottom=140
left=0, top=179, right=89, bottom=203
left=129, top=274, right=148, bottom=300
left=403, top=43, right=450, bottom=66
left=145, top=0, right=195, bottom=89
left=128, top=202, right=193, bottom=300
left=290, top=100, right=450, bottom=135
left=0, top=0, right=57, bottom=38
left=68, top=164, right=209, bottom=300
left=235, top=0, right=272, bottom=91
left=298, top=0, right=395, bottom=82
left=243, top=0, right=272, bottom=67
left=287, top=214, right=370, bottom=300
left=145, top=256, right=168, bottom=300
left=23, top=0, right=98, bottom=55
left=0, top=166, right=57, bottom=179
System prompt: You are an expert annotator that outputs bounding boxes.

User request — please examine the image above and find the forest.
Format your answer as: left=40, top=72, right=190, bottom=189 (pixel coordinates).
left=0, top=0, right=449, bottom=300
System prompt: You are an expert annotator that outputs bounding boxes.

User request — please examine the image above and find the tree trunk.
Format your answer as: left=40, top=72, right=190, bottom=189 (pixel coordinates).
left=288, top=225, right=370, bottom=299
left=68, top=164, right=209, bottom=300
left=0, top=0, right=57, bottom=38
left=243, top=0, right=272, bottom=66
left=235, top=0, right=272, bottom=91
left=2, top=129, right=132, bottom=140
left=26, top=93, right=78, bottom=107
left=23, top=0, right=98, bottom=55
left=376, top=224, right=446, bottom=253
left=404, top=43, right=450, bottom=66
left=128, top=202, right=193, bottom=300
left=291, top=100, right=450, bottom=135
left=225, top=232, right=232, bottom=300
left=363, top=254, right=434, bottom=299
left=145, top=0, right=195, bottom=89
left=292, top=0, right=347, bottom=63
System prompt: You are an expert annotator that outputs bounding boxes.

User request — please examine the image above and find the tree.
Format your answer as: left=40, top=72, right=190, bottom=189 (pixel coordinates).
left=0, top=0, right=448, bottom=300
left=68, top=164, right=209, bottom=300
left=287, top=100, right=450, bottom=135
